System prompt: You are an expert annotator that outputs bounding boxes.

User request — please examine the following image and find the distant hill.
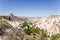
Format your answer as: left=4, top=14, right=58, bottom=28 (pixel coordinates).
left=0, top=13, right=29, bottom=21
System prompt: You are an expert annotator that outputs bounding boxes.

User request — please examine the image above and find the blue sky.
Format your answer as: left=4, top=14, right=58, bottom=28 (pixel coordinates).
left=0, top=0, right=60, bottom=17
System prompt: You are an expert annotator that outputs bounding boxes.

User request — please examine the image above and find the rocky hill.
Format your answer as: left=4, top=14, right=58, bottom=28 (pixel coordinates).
left=0, top=14, right=29, bottom=21
left=0, top=14, right=60, bottom=40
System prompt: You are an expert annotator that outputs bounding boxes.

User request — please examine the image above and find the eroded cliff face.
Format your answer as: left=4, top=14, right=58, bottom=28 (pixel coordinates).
left=0, top=20, right=16, bottom=40
left=0, top=20, right=28, bottom=40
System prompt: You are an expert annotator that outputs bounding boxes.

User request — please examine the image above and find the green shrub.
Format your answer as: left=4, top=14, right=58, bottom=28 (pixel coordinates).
left=50, top=34, right=60, bottom=40
left=23, top=21, right=29, bottom=27
left=24, top=27, right=32, bottom=35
